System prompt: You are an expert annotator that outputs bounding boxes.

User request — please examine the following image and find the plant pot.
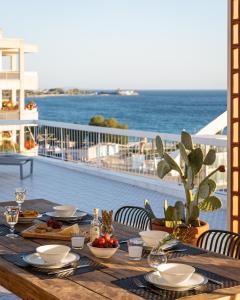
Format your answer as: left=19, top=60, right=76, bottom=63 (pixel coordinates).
left=151, top=219, right=209, bottom=246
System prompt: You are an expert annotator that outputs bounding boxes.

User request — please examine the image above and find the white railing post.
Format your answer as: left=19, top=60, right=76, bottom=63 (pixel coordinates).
left=60, top=127, right=64, bottom=160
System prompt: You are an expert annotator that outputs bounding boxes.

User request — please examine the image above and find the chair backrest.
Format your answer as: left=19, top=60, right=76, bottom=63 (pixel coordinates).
left=197, top=230, right=240, bottom=259
left=114, top=206, right=152, bottom=231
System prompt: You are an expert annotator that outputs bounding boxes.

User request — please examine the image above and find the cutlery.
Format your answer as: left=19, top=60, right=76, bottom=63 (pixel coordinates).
left=47, top=264, right=91, bottom=275
left=205, top=277, right=223, bottom=285
left=133, top=278, right=160, bottom=295
left=165, top=248, right=188, bottom=254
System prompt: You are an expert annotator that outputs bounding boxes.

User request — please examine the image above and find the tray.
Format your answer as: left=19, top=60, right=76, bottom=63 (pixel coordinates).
left=21, top=224, right=89, bottom=241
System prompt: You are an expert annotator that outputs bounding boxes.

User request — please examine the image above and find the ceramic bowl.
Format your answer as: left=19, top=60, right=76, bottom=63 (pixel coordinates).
left=87, top=242, right=119, bottom=259
left=158, top=263, right=195, bottom=284
left=36, top=245, right=71, bottom=264
left=53, top=205, right=77, bottom=217
left=139, top=230, right=169, bottom=247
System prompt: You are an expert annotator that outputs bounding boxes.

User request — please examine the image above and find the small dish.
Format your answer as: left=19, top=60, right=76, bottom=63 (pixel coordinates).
left=139, top=230, right=169, bottom=248
left=23, top=252, right=79, bottom=269
left=158, top=263, right=195, bottom=284
left=53, top=206, right=77, bottom=217
left=36, top=245, right=70, bottom=264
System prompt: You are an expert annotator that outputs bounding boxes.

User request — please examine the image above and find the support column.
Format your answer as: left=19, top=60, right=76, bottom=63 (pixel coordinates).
left=0, top=49, right=2, bottom=110
left=0, top=89, right=2, bottom=110
left=229, top=0, right=240, bottom=233
left=19, top=125, right=25, bottom=152
left=10, top=54, right=18, bottom=71
left=19, top=41, right=25, bottom=114
left=0, top=50, right=2, bottom=71
left=12, top=89, right=17, bottom=106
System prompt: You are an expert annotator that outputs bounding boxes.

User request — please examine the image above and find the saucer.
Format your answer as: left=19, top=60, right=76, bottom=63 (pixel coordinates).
left=23, top=252, right=80, bottom=269
left=45, top=211, right=87, bottom=221
left=144, top=271, right=207, bottom=291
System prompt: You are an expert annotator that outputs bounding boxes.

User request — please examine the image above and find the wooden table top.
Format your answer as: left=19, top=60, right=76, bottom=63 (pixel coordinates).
left=0, top=199, right=239, bottom=300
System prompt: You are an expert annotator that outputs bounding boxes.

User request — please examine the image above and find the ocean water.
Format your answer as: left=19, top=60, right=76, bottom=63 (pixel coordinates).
left=33, top=90, right=227, bottom=134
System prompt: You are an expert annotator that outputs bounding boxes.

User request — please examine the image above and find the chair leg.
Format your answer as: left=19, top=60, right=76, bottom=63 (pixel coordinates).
left=30, top=160, right=33, bottom=175
left=20, top=165, right=23, bottom=180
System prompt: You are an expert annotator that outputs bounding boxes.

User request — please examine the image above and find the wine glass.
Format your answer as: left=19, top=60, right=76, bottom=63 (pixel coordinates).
left=15, top=187, right=26, bottom=212
left=4, top=206, right=19, bottom=238
left=147, top=247, right=167, bottom=271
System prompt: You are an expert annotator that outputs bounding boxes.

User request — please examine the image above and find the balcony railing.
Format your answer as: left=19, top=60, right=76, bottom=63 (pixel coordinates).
left=0, top=110, right=19, bottom=120
left=0, top=71, right=20, bottom=80
left=0, top=119, right=227, bottom=189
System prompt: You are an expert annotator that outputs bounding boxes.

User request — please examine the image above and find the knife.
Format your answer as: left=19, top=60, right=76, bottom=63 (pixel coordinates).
left=47, top=264, right=91, bottom=275
left=206, top=277, right=223, bottom=285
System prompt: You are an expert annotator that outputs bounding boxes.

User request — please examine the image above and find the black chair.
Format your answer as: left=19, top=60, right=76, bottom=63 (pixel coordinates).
left=114, top=206, right=152, bottom=231
left=197, top=230, right=240, bottom=259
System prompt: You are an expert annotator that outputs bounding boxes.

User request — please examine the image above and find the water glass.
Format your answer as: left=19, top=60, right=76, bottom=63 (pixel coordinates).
left=4, top=206, right=19, bottom=238
left=147, top=247, right=167, bottom=270
left=15, top=187, right=26, bottom=212
left=71, top=236, right=85, bottom=249
left=127, top=238, right=144, bottom=260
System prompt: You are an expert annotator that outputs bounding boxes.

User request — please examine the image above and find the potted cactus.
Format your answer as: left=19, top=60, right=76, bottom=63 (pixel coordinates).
left=145, top=131, right=225, bottom=245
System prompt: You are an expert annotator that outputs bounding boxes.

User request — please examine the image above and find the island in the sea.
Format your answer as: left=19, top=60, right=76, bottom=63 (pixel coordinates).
left=26, top=88, right=139, bottom=97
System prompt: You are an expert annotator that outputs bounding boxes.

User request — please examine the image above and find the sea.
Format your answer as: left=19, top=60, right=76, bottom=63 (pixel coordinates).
left=32, top=90, right=227, bottom=134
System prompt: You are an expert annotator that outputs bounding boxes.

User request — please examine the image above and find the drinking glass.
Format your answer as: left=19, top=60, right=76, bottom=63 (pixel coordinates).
left=127, top=238, right=144, bottom=260
left=71, top=236, right=85, bottom=249
left=15, top=187, right=26, bottom=212
left=4, top=206, right=19, bottom=238
left=147, top=247, right=167, bottom=270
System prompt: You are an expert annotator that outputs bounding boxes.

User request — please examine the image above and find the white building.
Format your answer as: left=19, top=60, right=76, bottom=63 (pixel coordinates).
left=0, top=29, right=38, bottom=154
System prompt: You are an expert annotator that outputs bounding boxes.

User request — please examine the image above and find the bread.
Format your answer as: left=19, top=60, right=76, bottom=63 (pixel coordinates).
left=60, top=224, right=80, bottom=236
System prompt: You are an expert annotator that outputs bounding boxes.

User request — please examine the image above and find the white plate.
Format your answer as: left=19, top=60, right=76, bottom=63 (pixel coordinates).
left=23, top=252, right=80, bottom=269
left=145, top=271, right=207, bottom=291
left=18, top=214, right=42, bottom=224
left=45, top=211, right=87, bottom=220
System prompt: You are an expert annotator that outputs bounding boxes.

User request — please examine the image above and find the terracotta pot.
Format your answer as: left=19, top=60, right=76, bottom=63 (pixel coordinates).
left=151, top=219, right=209, bottom=246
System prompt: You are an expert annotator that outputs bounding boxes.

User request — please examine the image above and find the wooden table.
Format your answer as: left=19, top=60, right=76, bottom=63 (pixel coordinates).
left=0, top=199, right=239, bottom=300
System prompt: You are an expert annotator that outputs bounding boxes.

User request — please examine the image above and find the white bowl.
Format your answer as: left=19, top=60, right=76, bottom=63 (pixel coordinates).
left=139, top=230, right=169, bottom=247
left=87, top=242, right=119, bottom=259
left=36, top=245, right=71, bottom=264
left=53, top=205, right=77, bottom=217
left=158, top=263, right=195, bottom=284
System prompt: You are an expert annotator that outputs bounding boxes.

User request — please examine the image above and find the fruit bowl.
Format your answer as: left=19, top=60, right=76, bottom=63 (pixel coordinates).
left=87, top=242, right=119, bottom=258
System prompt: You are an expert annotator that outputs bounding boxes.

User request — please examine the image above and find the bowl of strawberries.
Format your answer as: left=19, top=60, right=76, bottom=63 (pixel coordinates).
left=87, top=233, right=119, bottom=258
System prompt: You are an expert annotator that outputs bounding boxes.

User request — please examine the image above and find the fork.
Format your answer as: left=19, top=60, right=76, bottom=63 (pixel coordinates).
left=133, top=278, right=160, bottom=295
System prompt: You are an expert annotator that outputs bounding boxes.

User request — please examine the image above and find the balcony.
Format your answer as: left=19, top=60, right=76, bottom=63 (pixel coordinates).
left=0, top=119, right=227, bottom=219
left=0, top=71, right=38, bottom=90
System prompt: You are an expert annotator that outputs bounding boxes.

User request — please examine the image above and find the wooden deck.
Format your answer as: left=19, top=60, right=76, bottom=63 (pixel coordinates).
left=0, top=199, right=238, bottom=300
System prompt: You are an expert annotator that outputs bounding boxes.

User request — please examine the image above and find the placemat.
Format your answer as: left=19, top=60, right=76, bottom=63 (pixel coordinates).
left=0, top=224, right=19, bottom=236
left=1, top=252, right=106, bottom=279
left=119, top=241, right=207, bottom=259
left=39, top=212, right=93, bottom=225
left=112, top=267, right=240, bottom=300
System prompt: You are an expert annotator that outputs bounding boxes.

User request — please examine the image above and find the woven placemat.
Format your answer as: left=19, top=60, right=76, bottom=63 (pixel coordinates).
left=112, top=267, right=240, bottom=300
left=1, top=252, right=106, bottom=279
left=0, top=224, right=19, bottom=236
left=119, top=241, right=207, bottom=259
left=39, top=212, right=93, bottom=225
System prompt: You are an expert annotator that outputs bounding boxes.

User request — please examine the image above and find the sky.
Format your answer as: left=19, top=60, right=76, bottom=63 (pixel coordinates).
left=1, top=0, right=227, bottom=90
